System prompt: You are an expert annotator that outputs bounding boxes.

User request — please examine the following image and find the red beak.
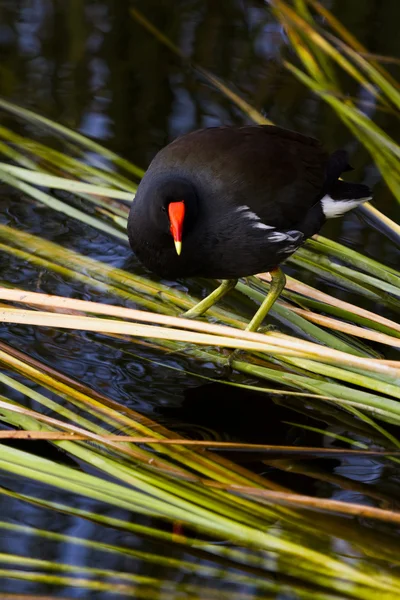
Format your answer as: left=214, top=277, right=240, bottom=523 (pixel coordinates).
left=168, top=201, right=185, bottom=255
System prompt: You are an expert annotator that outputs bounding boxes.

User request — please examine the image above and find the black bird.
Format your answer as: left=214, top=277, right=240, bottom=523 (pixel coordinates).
left=128, top=126, right=371, bottom=331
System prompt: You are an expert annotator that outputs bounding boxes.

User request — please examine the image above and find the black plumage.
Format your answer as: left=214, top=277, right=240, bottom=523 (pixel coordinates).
left=128, top=125, right=370, bottom=281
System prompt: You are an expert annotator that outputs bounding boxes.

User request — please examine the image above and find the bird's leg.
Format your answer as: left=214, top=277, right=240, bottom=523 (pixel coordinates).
left=182, top=279, right=238, bottom=319
left=245, top=267, right=286, bottom=332
left=220, top=269, right=287, bottom=374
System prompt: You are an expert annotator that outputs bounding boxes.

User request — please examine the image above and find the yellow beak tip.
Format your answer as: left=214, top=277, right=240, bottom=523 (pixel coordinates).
left=174, top=241, right=182, bottom=256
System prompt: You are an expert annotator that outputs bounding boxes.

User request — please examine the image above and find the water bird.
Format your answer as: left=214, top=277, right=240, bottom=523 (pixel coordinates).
left=128, top=125, right=371, bottom=331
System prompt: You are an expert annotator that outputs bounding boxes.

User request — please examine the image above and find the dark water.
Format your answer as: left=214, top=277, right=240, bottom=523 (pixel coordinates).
left=0, top=1, right=400, bottom=598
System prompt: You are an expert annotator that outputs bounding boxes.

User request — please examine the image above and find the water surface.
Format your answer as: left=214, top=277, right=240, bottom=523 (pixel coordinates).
left=0, top=1, right=400, bottom=598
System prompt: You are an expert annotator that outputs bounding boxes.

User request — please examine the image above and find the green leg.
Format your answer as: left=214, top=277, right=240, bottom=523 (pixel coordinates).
left=245, top=267, right=286, bottom=332
left=183, top=279, right=238, bottom=319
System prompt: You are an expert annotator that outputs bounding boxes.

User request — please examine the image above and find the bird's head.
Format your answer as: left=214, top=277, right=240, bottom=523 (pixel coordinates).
left=149, top=177, right=199, bottom=256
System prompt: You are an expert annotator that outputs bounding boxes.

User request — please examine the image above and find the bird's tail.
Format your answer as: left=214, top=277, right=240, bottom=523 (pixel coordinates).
left=321, top=180, right=372, bottom=219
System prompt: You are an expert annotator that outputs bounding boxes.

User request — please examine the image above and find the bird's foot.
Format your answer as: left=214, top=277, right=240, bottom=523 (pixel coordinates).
left=181, top=279, right=238, bottom=320
left=218, top=347, right=245, bottom=377
left=257, top=324, right=279, bottom=334
left=179, top=309, right=202, bottom=320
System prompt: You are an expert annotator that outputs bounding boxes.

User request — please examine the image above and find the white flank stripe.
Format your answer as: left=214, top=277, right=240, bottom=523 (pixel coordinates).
left=244, top=210, right=260, bottom=221
left=286, top=230, right=303, bottom=241
left=235, top=205, right=264, bottom=222
left=267, top=231, right=288, bottom=242
left=321, top=194, right=372, bottom=219
left=253, top=222, right=274, bottom=230
left=281, top=244, right=299, bottom=254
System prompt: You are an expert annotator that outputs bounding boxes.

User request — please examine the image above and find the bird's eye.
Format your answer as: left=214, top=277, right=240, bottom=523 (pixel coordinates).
left=161, top=206, right=166, bottom=212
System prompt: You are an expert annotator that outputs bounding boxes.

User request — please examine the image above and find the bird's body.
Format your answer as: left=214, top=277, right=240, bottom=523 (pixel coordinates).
left=128, top=125, right=371, bottom=329
left=128, top=126, right=370, bottom=281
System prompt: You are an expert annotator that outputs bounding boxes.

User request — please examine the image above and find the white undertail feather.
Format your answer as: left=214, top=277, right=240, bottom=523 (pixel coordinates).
left=321, top=194, right=372, bottom=219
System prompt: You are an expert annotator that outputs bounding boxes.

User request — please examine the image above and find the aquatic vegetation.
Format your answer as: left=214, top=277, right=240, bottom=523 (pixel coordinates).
left=0, top=1, right=399, bottom=597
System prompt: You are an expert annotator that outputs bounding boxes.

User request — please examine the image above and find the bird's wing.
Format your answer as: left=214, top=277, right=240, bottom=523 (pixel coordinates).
left=152, top=125, right=330, bottom=229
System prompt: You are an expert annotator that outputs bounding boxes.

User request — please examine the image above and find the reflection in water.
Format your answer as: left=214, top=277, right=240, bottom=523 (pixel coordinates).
left=0, top=0, right=400, bottom=597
